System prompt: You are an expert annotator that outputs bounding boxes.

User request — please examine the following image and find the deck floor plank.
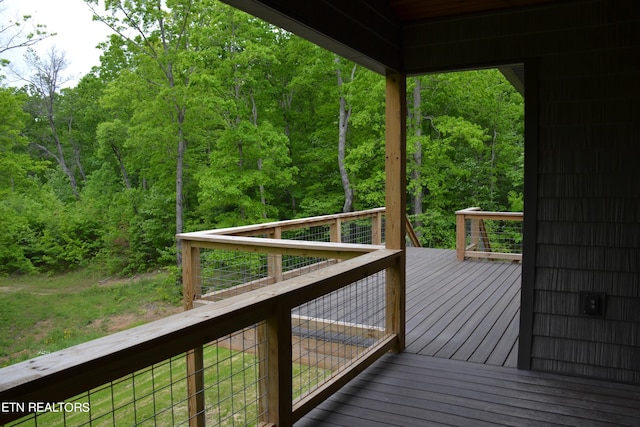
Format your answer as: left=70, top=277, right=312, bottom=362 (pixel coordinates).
left=297, top=353, right=640, bottom=426
left=405, top=247, right=521, bottom=365
left=462, top=273, right=521, bottom=363
left=423, top=264, right=519, bottom=358
left=296, top=248, right=640, bottom=426
left=442, top=283, right=519, bottom=361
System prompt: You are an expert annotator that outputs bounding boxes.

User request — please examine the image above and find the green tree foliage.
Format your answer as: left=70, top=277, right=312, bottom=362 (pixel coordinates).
left=0, top=87, right=36, bottom=193
left=408, top=71, right=524, bottom=246
left=276, top=39, right=344, bottom=217
left=0, top=87, right=41, bottom=273
left=87, top=0, right=221, bottom=268
left=193, top=6, right=297, bottom=226
left=0, top=1, right=524, bottom=275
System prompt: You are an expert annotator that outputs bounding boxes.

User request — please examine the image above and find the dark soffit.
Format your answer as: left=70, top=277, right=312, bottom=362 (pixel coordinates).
left=219, top=1, right=550, bottom=92
left=388, top=0, right=555, bottom=22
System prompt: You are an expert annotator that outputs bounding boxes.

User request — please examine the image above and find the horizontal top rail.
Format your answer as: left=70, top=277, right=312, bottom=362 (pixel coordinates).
left=179, top=207, right=386, bottom=237
left=177, top=233, right=382, bottom=259
left=0, top=248, right=400, bottom=422
left=455, top=207, right=523, bottom=221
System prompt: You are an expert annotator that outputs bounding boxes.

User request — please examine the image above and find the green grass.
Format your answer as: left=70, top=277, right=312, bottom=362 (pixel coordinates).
left=8, top=346, right=330, bottom=426
left=0, top=269, right=182, bottom=367
left=1, top=270, right=331, bottom=426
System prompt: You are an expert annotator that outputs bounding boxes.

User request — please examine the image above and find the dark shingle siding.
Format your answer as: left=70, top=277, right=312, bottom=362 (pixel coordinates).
left=404, top=0, right=640, bottom=383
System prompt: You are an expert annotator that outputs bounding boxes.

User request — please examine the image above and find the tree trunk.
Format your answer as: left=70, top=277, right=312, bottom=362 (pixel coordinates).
left=250, top=93, right=268, bottom=219
left=411, top=78, right=423, bottom=234
left=28, top=48, right=80, bottom=200
left=110, top=143, right=132, bottom=189
left=50, top=120, right=80, bottom=200
left=336, top=56, right=355, bottom=213
left=175, top=106, right=186, bottom=269
left=67, top=117, right=87, bottom=183
left=490, top=127, right=497, bottom=207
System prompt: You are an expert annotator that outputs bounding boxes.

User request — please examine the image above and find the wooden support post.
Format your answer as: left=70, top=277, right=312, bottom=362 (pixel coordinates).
left=330, top=218, right=342, bottom=243
left=182, top=241, right=201, bottom=311
left=372, top=211, right=383, bottom=245
left=262, top=305, right=293, bottom=426
left=186, top=347, right=205, bottom=427
left=456, top=212, right=466, bottom=261
left=182, top=241, right=205, bottom=426
left=267, top=226, right=283, bottom=282
left=385, top=73, right=406, bottom=352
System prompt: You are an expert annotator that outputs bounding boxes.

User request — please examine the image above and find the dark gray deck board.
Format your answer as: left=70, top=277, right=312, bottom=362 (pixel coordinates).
left=405, top=247, right=521, bottom=366
left=296, top=248, right=640, bottom=426
left=297, top=354, right=640, bottom=427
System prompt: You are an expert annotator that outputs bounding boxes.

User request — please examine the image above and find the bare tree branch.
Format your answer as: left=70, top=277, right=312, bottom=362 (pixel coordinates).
left=0, top=0, right=55, bottom=60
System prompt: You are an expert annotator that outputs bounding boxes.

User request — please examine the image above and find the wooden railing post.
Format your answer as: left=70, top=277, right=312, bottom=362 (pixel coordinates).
left=182, top=240, right=201, bottom=311
left=262, top=304, right=292, bottom=426
left=456, top=211, right=467, bottom=261
left=186, top=348, right=205, bottom=427
left=330, top=217, right=342, bottom=243
left=372, top=211, right=383, bottom=245
left=182, top=241, right=205, bottom=427
left=268, top=226, right=283, bottom=282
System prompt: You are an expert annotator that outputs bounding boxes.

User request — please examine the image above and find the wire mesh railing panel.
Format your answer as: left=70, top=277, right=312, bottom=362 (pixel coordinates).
left=5, top=355, right=191, bottom=427
left=465, top=218, right=523, bottom=255
left=198, top=249, right=337, bottom=302
left=281, top=225, right=331, bottom=242
left=281, top=254, right=332, bottom=276
left=340, top=218, right=373, bottom=244
left=198, top=249, right=269, bottom=300
left=482, top=219, right=523, bottom=253
left=277, top=212, right=385, bottom=246
left=201, top=326, right=266, bottom=427
left=193, top=210, right=387, bottom=302
left=3, top=329, right=269, bottom=427
left=290, top=270, right=387, bottom=401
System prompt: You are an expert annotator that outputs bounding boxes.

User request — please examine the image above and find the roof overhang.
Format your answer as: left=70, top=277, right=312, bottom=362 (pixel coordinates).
left=219, top=1, right=554, bottom=93
left=221, top=0, right=403, bottom=74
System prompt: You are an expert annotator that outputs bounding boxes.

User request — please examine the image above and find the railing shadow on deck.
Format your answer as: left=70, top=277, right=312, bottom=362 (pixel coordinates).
left=0, top=208, right=404, bottom=427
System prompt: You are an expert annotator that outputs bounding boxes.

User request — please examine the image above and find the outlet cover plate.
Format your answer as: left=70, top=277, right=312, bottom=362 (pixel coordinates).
left=579, top=291, right=606, bottom=318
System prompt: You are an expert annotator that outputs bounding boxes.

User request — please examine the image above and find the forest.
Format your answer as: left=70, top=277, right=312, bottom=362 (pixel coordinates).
left=0, top=0, right=524, bottom=278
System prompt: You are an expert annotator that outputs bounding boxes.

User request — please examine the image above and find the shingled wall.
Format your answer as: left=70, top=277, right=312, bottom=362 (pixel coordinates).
left=404, top=0, right=640, bottom=383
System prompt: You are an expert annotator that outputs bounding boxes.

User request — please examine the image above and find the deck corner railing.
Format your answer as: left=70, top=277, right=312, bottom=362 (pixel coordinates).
left=0, top=208, right=405, bottom=427
left=176, top=208, right=399, bottom=426
left=455, top=207, right=523, bottom=262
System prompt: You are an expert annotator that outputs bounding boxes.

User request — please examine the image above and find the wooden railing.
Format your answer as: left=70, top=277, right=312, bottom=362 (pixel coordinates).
left=0, top=249, right=400, bottom=426
left=182, top=208, right=386, bottom=307
left=455, top=207, right=523, bottom=262
left=177, top=208, right=390, bottom=425
left=0, top=209, right=405, bottom=427
left=180, top=208, right=417, bottom=306
left=202, top=207, right=386, bottom=242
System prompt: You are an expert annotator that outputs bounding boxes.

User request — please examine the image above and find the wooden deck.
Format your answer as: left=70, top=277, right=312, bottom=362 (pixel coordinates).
left=405, top=247, right=520, bottom=367
left=295, top=248, right=640, bottom=426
